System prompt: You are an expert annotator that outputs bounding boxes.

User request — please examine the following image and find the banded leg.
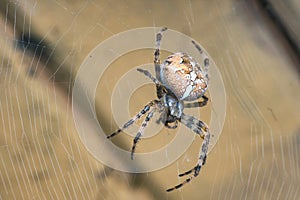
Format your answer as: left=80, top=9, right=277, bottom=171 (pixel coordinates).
left=191, top=40, right=209, bottom=83
left=137, top=68, right=161, bottom=85
left=184, top=95, right=209, bottom=108
left=137, top=68, right=167, bottom=99
left=166, top=113, right=210, bottom=192
left=107, top=100, right=157, bottom=139
left=155, top=27, right=167, bottom=98
left=179, top=113, right=210, bottom=174
left=154, top=27, right=167, bottom=65
left=131, top=109, right=155, bottom=159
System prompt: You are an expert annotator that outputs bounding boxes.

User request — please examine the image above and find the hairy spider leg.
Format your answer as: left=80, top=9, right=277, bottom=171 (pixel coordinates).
left=166, top=176, right=195, bottom=192
left=179, top=113, right=210, bottom=175
left=137, top=68, right=169, bottom=100
left=107, top=100, right=158, bottom=139
left=137, top=68, right=161, bottom=85
left=154, top=27, right=167, bottom=65
left=154, top=27, right=167, bottom=98
left=166, top=113, right=210, bottom=192
left=184, top=95, right=209, bottom=108
left=131, top=108, right=156, bottom=160
left=191, top=40, right=210, bottom=83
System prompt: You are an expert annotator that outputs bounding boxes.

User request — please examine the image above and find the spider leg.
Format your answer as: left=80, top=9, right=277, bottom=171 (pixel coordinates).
left=184, top=95, right=209, bottom=108
left=131, top=108, right=156, bottom=160
left=137, top=68, right=161, bottom=85
left=154, top=27, right=167, bottom=66
left=179, top=113, right=210, bottom=176
left=107, top=100, right=157, bottom=139
left=137, top=68, right=169, bottom=99
left=154, top=27, right=167, bottom=98
left=166, top=113, right=210, bottom=192
left=137, top=68, right=171, bottom=100
left=191, top=40, right=209, bottom=83
left=166, top=176, right=194, bottom=192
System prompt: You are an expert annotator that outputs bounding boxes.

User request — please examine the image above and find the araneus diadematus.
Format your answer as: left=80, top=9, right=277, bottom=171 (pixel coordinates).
left=107, top=27, right=210, bottom=192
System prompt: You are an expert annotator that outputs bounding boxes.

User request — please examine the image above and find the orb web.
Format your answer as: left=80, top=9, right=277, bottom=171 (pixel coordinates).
left=0, top=1, right=299, bottom=200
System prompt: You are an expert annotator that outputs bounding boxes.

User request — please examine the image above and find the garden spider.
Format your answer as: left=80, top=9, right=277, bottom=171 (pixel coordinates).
left=107, top=27, right=210, bottom=192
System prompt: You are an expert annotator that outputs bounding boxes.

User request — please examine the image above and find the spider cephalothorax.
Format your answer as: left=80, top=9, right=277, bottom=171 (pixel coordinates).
left=107, top=27, right=210, bottom=192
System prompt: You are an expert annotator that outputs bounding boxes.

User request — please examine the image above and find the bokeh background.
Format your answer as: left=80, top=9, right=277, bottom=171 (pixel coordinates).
left=0, top=0, right=299, bottom=199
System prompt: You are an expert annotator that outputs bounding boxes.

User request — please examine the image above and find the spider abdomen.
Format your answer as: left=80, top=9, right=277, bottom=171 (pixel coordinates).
left=160, top=52, right=207, bottom=101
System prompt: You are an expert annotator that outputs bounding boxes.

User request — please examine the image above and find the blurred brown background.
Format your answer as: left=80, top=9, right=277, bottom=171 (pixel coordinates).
left=0, top=0, right=299, bottom=199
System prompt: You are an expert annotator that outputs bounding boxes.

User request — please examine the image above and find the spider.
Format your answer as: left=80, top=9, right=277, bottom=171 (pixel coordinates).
left=107, top=27, right=210, bottom=192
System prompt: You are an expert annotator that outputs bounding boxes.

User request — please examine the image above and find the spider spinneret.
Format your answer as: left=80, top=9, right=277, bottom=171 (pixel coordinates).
left=107, top=27, right=211, bottom=192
